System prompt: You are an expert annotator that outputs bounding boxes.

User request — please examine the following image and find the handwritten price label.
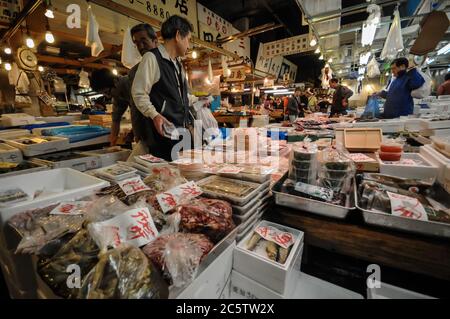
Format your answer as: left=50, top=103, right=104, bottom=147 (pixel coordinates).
left=50, top=201, right=90, bottom=215
left=117, top=176, right=151, bottom=196
left=387, top=192, right=428, bottom=221
left=255, top=225, right=295, bottom=249
left=348, top=153, right=375, bottom=162
left=90, top=207, right=159, bottom=248
left=139, top=154, right=166, bottom=163
left=156, top=181, right=203, bottom=213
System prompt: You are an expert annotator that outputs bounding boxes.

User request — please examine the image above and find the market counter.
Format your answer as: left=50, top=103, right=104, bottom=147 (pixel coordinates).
left=214, top=114, right=251, bottom=127
left=267, top=206, right=450, bottom=282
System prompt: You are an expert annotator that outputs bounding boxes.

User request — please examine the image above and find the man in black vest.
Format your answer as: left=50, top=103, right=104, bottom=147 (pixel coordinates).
left=132, top=15, right=195, bottom=161
left=287, top=88, right=306, bottom=122
left=329, top=78, right=353, bottom=117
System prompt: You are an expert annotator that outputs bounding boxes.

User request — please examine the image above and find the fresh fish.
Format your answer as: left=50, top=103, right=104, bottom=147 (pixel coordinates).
left=278, top=246, right=290, bottom=264
left=246, top=232, right=261, bottom=251
left=266, top=241, right=278, bottom=261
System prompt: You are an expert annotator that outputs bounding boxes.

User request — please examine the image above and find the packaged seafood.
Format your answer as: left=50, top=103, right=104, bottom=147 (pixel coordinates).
left=78, top=245, right=169, bottom=299
left=37, top=230, right=100, bottom=298
left=30, top=151, right=101, bottom=172
left=0, top=188, right=29, bottom=206
left=7, top=203, right=85, bottom=254
left=96, top=164, right=137, bottom=181
left=4, top=135, right=70, bottom=157
left=0, top=160, right=47, bottom=178
left=78, top=147, right=131, bottom=167
left=197, top=175, right=260, bottom=205
left=172, top=198, right=235, bottom=243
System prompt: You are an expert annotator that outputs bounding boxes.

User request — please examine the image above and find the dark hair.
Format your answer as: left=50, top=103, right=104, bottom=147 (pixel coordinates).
left=391, top=57, right=409, bottom=68
left=329, top=78, right=339, bottom=84
left=90, top=68, right=115, bottom=91
left=161, top=15, right=193, bottom=40
left=445, top=72, right=450, bottom=81
left=294, top=88, right=301, bottom=93
left=130, top=23, right=157, bottom=40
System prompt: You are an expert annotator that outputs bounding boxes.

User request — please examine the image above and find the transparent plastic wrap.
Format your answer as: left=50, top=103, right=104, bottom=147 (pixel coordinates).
left=142, top=233, right=214, bottom=285
left=83, top=195, right=128, bottom=223
left=318, top=146, right=355, bottom=194
left=379, top=137, right=405, bottom=162
left=78, top=245, right=169, bottom=299
left=289, top=144, right=319, bottom=183
left=8, top=203, right=85, bottom=254
left=37, top=229, right=100, bottom=298
left=166, top=198, right=235, bottom=243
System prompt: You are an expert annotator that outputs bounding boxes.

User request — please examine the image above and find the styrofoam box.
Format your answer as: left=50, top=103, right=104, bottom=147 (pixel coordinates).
left=403, top=118, right=424, bottom=132
left=230, top=270, right=363, bottom=299
left=0, top=129, right=29, bottom=140
left=78, top=147, right=131, bottom=167
left=175, top=241, right=235, bottom=299
left=4, top=136, right=70, bottom=157
left=419, top=119, right=450, bottom=130
left=351, top=120, right=405, bottom=133
left=219, top=274, right=231, bottom=299
left=0, top=168, right=109, bottom=228
left=1, top=113, right=36, bottom=127
left=0, top=143, right=23, bottom=163
left=379, top=153, right=439, bottom=183
left=31, top=153, right=101, bottom=172
left=367, top=282, right=434, bottom=299
left=233, top=220, right=304, bottom=295
left=420, top=145, right=450, bottom=185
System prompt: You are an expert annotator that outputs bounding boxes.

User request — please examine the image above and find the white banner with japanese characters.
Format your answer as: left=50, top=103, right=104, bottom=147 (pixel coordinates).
left=91, top=207, right=159, bottom=248
left=262, top=34, right=313, bottom=59
left=255, top=225, right=295, bottom=249
left=197, top=3, right=250, bottom=59
left=387, top=192, right=428, bottom=221
left=113, top=0, right=199, bottom=36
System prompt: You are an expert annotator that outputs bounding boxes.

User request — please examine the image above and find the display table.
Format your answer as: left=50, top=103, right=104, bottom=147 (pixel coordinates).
left=214, top=114, right=251, bottom=127
left=268, top=206, right=450, bottom=282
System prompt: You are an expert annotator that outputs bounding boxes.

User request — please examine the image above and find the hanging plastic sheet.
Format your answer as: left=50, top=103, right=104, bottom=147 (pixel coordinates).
left=367, top=56, right=381, bottom=78
left=362, top=4, right=381, bottom=47
left=381, top=9, right=404, bottom=60
left=85, top=5, right=104, bottom=57
left=121, top=26, right=142, bottom=69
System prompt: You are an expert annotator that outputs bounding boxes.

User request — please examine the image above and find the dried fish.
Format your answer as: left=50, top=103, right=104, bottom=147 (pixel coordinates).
left=246, top=232, right=261, bottom=251
left=278, top=246, right=290, bottom=264
left=266, top=241, right=278, bottom=261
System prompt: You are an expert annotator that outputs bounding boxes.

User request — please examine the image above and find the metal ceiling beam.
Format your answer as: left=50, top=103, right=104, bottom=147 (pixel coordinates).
left=216, top=23, right=283, bottom=44
left=0, top=0, right=43, bottom=44
left=261, top=0, right=294, bottom=37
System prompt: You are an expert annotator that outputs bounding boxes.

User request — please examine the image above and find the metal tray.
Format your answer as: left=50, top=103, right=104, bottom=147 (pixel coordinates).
left=0, top=161, right=48, bottom=179
left=354, top=183, right=450, bottom=239
left=272, top=173, right=355, bottom=219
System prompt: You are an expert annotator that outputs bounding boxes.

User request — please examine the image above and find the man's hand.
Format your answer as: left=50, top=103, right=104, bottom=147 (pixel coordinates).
left=342, top=99, right=348, bottom=108
left=153, top=114, right=169, bottom=136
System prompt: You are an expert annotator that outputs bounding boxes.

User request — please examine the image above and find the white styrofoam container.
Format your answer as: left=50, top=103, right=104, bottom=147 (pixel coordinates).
left=78, top=147, right=131, bottom=167
left=175, top=241, right=234, bottom=299
left=219, top=274, right=231, bottom=299
left=233, top=220, right=304, bottom=295
left=1, top=113, right=36, bottom=127
left=36, top=114, right=82, bottom=123
left=419, top=119, right=450, bottom=130
left=419, top=145, right=450, bottom=185
left=367, top=282, right=434, bottom=299
left=30, top=152, right=101, bottom=172
left=403, top=119, right=424, bottom=132
left=0, top=129, right=30, bottom=140
left=0, top=168, right=109, bottom=227
left=378, top=153, right=439, bottom=183
left=4, top=136, right=70, bottom=157
left=230, top=270, right=364, bottom=299
left=0, top=143, right=23, bottom=163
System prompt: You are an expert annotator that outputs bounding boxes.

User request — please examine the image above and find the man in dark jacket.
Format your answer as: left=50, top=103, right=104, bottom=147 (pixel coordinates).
left=287, top=88, right=306, bottom=122
left=377, top=57, right=425, bottom=118
left=329, top=78, right=353, bottom=116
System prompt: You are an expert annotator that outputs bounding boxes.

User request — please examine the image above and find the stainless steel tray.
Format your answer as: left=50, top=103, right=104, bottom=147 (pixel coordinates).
left=272, top=173, right=355, bottom=219
left=354, top=183, right=450, bottom=238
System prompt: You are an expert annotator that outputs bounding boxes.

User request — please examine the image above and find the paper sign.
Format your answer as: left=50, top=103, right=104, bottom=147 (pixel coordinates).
left=92, top=207, right=159, bottom=248
left=387, top=192, right=428, bottom=221
left=348, top=153, right=376, bottom=162
left=50, top=201, right=90, bottom=215
left=139, top=154, right=166, bottom=164
left=218, top=166, right=244, bottom=174
left=255, top=226, right=295, bottom=249
left=117, top=176, right=151, bottom=196
left=156, top=181, right=203, bottom=213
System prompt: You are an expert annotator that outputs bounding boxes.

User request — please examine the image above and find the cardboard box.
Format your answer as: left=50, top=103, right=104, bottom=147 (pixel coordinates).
left=233, top=220, right=304, bottom=295
left=348, top=153, right=379, bottom=172
left=344, top=128, right=382, bottom=152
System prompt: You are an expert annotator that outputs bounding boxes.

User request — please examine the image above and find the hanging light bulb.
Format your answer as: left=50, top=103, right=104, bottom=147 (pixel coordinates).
left=112, top=68, right=118, bottom=76
left=38, top=66, right=44, bottom=72
left=227, top=68, right=231, bottom=77
left=319, top=54, right=324, bottom=60
left=0, top=58, right=2, bottom=64
left=26, top=36, right=35, bottom=49
left=4, top=47, right=11, bottom=54
left=309, top=36, right=317, bottom=47
left=4, top=62, right=12, bottom=71
left=191, top=50, right=198, bottom=59
left=314, top=47, right=320, bottom=54
left=45, top=1, right=54, bottom=19
left=45, top=31, right=54, bottom=44
left=328, top=57, right=333, bottom=63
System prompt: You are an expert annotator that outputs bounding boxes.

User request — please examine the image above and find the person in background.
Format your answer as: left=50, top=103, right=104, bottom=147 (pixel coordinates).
left=306, top=88, right=318, bottom=113
left=287, top=88, right=304, bottom=122
left=89, top=24, right=159, bottom=147
left=132, top=15, right=202, bottom=161
left=375, top=57, right=424, bottom=118
left=329, top=78, right=353, bottom=117
left=437, top=72, right=450, bottom=96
